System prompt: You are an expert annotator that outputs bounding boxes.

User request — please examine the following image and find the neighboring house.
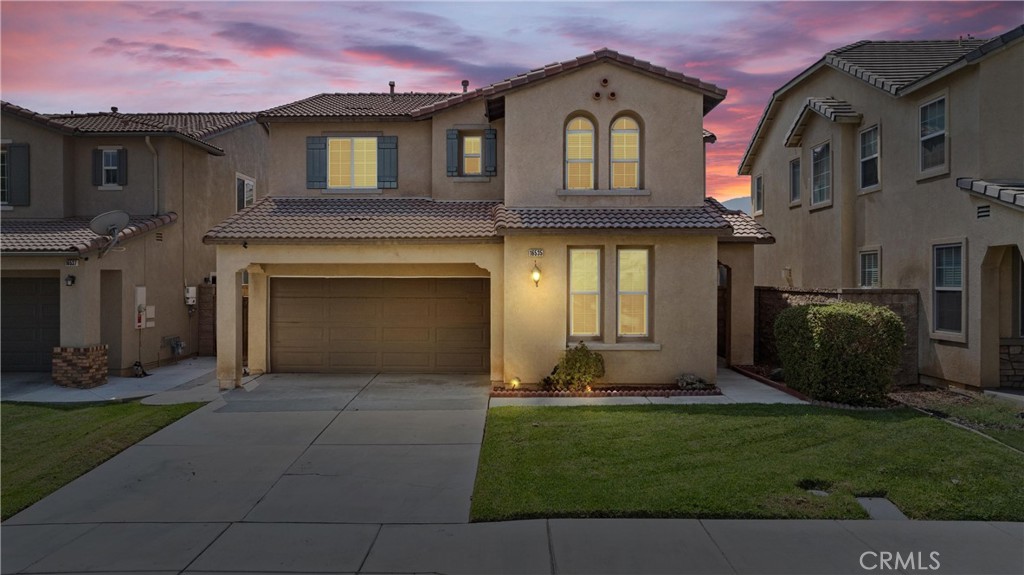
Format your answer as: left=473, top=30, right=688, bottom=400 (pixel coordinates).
left=0, top=102, right=267, bottom=383
left=738, top=26, right=1024, bottom=389
left=204, top=49, right=773, bottom=389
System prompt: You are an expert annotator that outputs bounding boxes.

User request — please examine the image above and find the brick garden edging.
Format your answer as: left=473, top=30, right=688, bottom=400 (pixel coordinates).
left=491, top=388, right=722, bottom=398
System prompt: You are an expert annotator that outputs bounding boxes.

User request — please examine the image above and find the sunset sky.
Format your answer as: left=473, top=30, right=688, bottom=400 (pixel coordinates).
left=2, top=1, right=1020, bottom=200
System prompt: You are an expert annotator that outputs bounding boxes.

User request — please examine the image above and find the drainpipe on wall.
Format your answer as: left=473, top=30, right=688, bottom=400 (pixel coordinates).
left=145, top=136, right=159, bottom=215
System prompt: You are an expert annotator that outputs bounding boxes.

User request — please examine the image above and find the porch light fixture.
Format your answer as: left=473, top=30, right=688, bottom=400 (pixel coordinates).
left=509, top=377, right=521, bottom=389
left=64, top=274, right=76, bottom=287
left=531, top=261, right=541, bottom=287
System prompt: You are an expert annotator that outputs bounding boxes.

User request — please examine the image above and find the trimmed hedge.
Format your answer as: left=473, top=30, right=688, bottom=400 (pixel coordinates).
left=543, top=342, right=605, bottom=391
left=774, top=302, right=904, bottom=406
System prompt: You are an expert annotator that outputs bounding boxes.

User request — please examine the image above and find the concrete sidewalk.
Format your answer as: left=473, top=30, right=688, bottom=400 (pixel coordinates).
left=0, top=356, right=219, bottom=404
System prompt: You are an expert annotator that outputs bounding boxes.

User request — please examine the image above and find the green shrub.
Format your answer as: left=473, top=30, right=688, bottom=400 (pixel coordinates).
left=544, top=342, right=605, bottom=391
left=774, top=302, right=904, bottom=406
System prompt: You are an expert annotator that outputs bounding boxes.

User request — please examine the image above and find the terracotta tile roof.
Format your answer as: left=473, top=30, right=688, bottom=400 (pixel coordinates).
left=203, top=197, right=500, bottom=243
left=956, top=178, right=1024, bottom=211
left=1, top=213, right=178, bottom=254
left=2, top=102, right=256, bottom=156
left=826, top=39, right=985, bottom=95
left=493, top=202, right=730, bottom=233
left=259, top=93, right=457, bottom=119
left=705, top=197, right=775, bottom=243
left=784, top=97, right=861, bottom=147
left=410, top=48, right=727, bottom=117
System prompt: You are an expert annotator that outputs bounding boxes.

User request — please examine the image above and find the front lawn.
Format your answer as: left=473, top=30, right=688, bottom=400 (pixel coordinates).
left=890, top=388, right=1024, bottom=451
left=1, top=400, right=203, bottom=520
left=472, top=404, right=1024, bottom=522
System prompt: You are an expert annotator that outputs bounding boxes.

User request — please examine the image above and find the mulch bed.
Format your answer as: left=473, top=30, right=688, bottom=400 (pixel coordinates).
left=491, top=386, right=721, bottom=398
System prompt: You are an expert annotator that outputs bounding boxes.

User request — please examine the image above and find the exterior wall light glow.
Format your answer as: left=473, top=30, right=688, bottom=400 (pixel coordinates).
left=510, top=377, right=521, bottom=389
left=531, top=262, right=541, bottom=286
left=64, top=274, right=76, bottom=287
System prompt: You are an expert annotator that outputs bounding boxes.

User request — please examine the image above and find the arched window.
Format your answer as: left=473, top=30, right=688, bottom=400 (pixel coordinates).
left=565, top=116, right=595, bottom=189
left=611, top=116, right=640, bottom=189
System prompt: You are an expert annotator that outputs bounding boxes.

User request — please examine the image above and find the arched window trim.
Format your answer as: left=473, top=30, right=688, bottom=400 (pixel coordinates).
left=565, top=114, right=597, bottom=190
left=610, top=113, right=642, bottom=190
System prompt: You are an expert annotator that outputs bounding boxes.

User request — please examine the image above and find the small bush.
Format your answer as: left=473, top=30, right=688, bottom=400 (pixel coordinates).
left=544, top=342, right=605, bottom=391
left=775, top=302, right=904, bottom=406
left=676, top=373, right=714, bottom=390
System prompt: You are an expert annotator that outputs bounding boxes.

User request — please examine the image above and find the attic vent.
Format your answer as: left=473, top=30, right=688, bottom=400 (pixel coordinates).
left=977, top=205, right=991, bottom=219
left=155, top=232, right=164, bottom=242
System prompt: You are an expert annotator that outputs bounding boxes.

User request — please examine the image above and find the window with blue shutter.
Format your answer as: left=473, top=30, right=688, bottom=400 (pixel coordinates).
left=92, top=148, right=126, bottom=187
left=483, top=128, right=497, bottom=177
left=306, top=136, right=327, bottom=189
left=377, top=135, right=398, bottom=189
left=4, top=143, right=30, bottom=206
left=446, top=129, right=460, bottom=176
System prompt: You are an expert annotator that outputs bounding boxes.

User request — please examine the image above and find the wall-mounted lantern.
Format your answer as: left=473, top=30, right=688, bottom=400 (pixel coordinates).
left=64, top=274, right=76, bottom=287
left=531, top=262, right=541, bottom=287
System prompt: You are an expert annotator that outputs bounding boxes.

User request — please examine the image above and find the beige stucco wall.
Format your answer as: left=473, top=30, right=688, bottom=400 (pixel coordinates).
left=503, top=233, right=718, bottom=385
left=717, top=243, right=756, bottom=365
left=748, top=41, right=1024, bottom=387
left=429, top=101, right=505, bottom=201
left=214, top=242, right=505, bottom=388
left=266, top=120, right=432, bottom=197
left=0, top=115, right=68, bottom=218
left=503, top=62, right=707, bottom=208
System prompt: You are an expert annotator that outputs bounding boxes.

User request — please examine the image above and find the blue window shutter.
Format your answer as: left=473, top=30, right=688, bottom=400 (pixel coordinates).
left=483, top=128, right=497, bottom=177
left=377, top=136, right=398, bottom=189
left=306, top=136, right=327, bottom=189
left=92, top=149, right=103, bottom=186
left=446, top=129, right=459, bottom=176
left=117, top=148, right=128, bottom=186
left=8, top=143, right=30, bottom=206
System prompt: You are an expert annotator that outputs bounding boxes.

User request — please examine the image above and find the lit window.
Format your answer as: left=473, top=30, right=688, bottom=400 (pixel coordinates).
left=860, top=126, right=880, bottom=189
left=920, top=97, right=946, bottom=172
left=569, top=248, right=600, bottom=337
left=102, top=149, right=120, bottom=186
left=811, top=142, right=831, bottom=205
left=611, top=117, right=639, bottom=189
left=753, top=175, right=764, bottom=214
left=463, top=135, right=482, bottom=175
left=789, top=158, right=800, bottom=203
left=934, top=243, right=963, bottom=333
left=618, top=248, right=649, bottom=337
left=860, top=251, right=880, bottom=287
left=328, top=137, right=377, bottom=189
left=566, top=117, right=594, bottom=189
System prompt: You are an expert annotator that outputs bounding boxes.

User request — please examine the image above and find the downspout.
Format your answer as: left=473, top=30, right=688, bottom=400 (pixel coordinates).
left=145, top=136, right=159, bottom=215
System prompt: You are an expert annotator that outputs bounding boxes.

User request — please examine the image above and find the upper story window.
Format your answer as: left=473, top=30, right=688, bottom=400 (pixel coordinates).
left=462, top=135, right=482, bottom=176
left=569, top=247, right=601, bottom=338
left=92, top=147, right=126, bottom=189
left=789, top=158, right=801, bottom=204
left=0, top=148, right=8, bottom=204
left=920, top=96, right=947, bottom=174
left=617, top=248, right=650, bottom=338
left=610, top=116, right=640, bottom=189
left=445, top=128, right=496, bottom=178
left=811, top=142, right=831, bottom=206
left=565, top=117, right=595, bottom=190
left=328, top=137, right=377, bottom=189
left=236, top=174, right=255, bottom=211
left=860, top=125, right=880, bottom=191
left=753, top=175, right=764, bottom=215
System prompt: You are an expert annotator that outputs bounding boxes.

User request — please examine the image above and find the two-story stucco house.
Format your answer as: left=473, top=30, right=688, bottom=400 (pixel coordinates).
left=738, top=26, right=1024, bottom=389
left=0, top=102, right=268, bottom=383
left=205, top=49, right=773, bottom=389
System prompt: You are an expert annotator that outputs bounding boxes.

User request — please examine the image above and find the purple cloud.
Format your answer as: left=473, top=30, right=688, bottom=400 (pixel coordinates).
left=91, top=38, right=236, bottom=71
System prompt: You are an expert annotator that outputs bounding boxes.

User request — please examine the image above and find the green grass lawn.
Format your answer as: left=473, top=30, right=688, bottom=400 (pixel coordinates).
left=1, top=400, right=203, bottom=520
left=929, top=396, right=1024, bottom=452
left=472, top=404, right=1024, bottom=522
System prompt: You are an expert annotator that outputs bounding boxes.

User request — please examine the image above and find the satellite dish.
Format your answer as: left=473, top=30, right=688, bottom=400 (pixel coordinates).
left=89, top=210, right=131, bottom=258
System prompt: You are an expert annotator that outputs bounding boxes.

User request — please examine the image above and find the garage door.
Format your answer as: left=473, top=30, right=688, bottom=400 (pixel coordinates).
left=1, top=277, right=60, bottom=372
left=270, top=277, right=489, bottom=373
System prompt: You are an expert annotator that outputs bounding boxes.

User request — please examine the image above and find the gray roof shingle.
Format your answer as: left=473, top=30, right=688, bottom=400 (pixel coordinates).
left=825, top=39, right=986, bottom=95
left=784, top=97, right=862, bottom=147
left=203, top=196, right=773, bottom=244
left=260, top=93, right=457, bottom=119
left=1, top=213, right=178, bottom=254
left=956, top=178, right=1024, bottom=211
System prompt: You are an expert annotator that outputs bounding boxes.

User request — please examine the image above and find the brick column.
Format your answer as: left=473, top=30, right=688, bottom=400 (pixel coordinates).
left=52, top=345, right=108, bottom=388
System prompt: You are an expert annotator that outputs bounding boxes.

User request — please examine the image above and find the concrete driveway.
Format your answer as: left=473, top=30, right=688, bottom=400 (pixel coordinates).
left=3, top=372, right=493, bottom=573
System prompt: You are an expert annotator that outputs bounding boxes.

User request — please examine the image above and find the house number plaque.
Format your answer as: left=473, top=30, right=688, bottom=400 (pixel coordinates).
left=529, top=248, right=544, bottom=257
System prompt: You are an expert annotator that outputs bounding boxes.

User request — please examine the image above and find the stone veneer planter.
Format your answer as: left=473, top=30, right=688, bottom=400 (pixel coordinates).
left=490, top=387, right=721, bottom=398
left=52, top=345, right=108, bottom=389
